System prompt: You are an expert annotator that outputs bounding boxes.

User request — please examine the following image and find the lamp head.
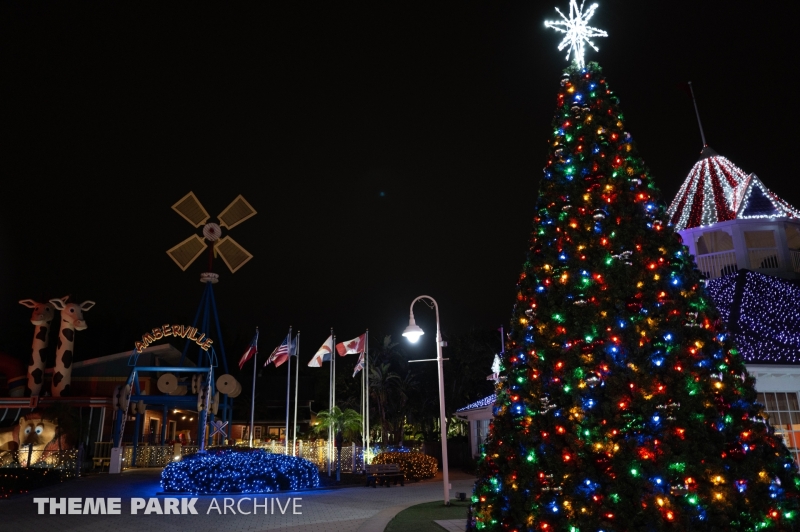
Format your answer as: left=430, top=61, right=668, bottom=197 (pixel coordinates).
left=402, top=316, right=424, bottom=343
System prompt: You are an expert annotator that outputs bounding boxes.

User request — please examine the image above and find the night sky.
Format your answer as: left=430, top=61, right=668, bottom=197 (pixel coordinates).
left=1, top=2, right=797, bottom=382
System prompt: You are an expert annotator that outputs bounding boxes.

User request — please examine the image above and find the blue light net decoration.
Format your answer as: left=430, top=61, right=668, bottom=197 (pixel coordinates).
left=706, top=270, right=800, bottom=363
left=161, top=449, right=320, bottom=494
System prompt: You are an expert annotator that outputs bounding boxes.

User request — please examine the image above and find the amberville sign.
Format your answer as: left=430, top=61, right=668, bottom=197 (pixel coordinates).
left=135, top=324, right=213, bottom=352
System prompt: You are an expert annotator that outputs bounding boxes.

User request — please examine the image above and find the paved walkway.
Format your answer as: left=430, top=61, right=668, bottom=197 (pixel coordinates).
left=0, top=468, right=476, bottom=532
left=435, top=520, right=467, bottom=532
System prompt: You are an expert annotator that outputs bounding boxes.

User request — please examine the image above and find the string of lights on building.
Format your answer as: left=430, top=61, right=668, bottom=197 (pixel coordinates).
left=457, top=395, right=498, bottom=413
left=667, top=149, right=800, bottom=232
left=667, top=151, right=746, bottom=231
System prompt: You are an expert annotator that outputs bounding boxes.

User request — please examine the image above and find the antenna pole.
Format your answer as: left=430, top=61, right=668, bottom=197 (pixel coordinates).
left=499, top=325, right=505, bottom=354
left=688, top=81, right=707, bottom=148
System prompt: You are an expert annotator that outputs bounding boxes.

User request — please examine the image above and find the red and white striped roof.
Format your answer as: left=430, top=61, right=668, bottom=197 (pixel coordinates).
left=667, top=147, right=800, bottom=231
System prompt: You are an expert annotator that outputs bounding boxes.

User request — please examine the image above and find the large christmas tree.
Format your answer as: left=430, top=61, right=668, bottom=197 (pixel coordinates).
left=470, top=61, right=800, bottom=532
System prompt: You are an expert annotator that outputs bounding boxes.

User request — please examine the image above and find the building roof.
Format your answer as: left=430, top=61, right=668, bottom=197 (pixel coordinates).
left=65, top=343, right=191, bottom=378
left=667, top=147, right=800, bottom=231
left=705, top=270, right=800, bottom=363
left=456, top=394, right=496, bottom=413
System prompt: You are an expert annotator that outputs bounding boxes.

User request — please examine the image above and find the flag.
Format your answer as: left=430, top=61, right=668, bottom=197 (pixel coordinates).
left=352, top=351, right=365, bottom=377
left=265, top=334, right=295, bottom=368
left=238, top=329, right=259, bottom=369
left=308, top=335, right=333, bottom=367
left=336, top=333, right=366, bottom=357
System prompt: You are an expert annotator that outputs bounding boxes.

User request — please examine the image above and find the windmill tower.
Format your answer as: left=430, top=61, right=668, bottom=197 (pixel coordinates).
left=165, top=192, right=257, bottom=368
left=168, top=192, right=256, bottom=446
left=110, top=193, right=256, bottom=465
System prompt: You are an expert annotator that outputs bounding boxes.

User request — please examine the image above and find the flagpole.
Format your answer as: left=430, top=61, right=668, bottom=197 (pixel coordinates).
left=249, top=327, right=258, bottom=448
left=332, top=332, right=337, bottom=474
left=365, top=329, right=370, bottom=464
left=292, top=332, right=300, bottom=456
left=328, top=327, right=333, bottom=477
left=361, top=348, right=365, bottom=453
left=285, top=326, right=292, bottom=455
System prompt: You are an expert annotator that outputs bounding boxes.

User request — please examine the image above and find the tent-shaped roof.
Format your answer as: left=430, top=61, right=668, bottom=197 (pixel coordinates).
left=57, top=343, right=191, bottom=378
left=732, top=173, right=800, bottom=221
left=667, top=147, right=800, bottom=231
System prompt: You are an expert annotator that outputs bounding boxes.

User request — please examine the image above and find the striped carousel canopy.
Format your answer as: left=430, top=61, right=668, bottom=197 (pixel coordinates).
left=667, top=146, right=800, bottom=231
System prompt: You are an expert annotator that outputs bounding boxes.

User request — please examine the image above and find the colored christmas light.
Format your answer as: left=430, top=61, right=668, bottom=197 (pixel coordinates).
left=161, top=449, right=320, bottom=494
left=469, top=62, right=800, bottom=531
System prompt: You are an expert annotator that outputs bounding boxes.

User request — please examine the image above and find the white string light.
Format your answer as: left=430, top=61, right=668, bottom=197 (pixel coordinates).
left=545, top=1, right=607, bottom=68
left=668, top=153, right=800, bottom=231
left=707, top=271, right=800, bottom=363
left=668, top=155, right=749, bottom=231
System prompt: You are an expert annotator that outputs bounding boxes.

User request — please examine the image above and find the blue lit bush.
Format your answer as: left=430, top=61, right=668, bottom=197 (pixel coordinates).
left=161, top=449, right=320, bottom=494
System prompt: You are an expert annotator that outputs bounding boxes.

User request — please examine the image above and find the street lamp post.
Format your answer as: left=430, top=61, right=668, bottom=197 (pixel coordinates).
left=402, top=295, right=450, bottom=506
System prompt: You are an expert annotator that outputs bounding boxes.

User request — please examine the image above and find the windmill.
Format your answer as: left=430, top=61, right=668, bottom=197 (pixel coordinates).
left=151, top=192, right=256, bottom=448
left=167, top=191, right=257, bottom=279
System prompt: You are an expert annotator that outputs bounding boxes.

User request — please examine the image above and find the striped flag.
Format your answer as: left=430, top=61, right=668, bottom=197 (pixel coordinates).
left=352, top=351, right=365, bottom=377
left=265, top=334, right=295, bottom=368
left=308, top=335, right=333, bottom=367
left=238, top=329, right=259, bottom=369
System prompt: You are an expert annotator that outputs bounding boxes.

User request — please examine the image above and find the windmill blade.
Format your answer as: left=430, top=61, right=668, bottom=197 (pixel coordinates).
left=217, top=195, right=257, bottom=230
left=215, top=235, right=253, bottom=273
left=167, top=235, right=208, bottom=271
left=172, top=191, right=211, bottom=228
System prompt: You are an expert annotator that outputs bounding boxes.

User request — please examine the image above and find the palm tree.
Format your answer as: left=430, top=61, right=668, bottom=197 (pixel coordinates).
left=389, top=370, right=418, bottom=446
left=370, top=334, right=407, bottom=369
left=369, top=362, right=400, bottom=444
left=313, top=406, right=362, bottom=481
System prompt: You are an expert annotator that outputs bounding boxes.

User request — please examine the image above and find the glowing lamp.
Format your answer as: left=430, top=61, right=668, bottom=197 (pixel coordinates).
left=402, top=316, right=424, bottom=343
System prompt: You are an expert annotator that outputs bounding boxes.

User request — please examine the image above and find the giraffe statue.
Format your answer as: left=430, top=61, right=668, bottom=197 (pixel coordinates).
left=19, top=299, right=55, bottom=396
left=49, top=296, right=95, bottom=397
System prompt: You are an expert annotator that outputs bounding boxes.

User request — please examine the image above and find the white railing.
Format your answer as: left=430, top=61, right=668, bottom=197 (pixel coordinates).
left=748, top=248, right=780, bottom=270
left=255, top=441, right=422, bottom=473
left=91, top=440, right=424, bottom=471
left=0, top=449, right=78, bottom=473
left=791, top=250, right=800, bottom=273
left=695, top=250, right=738, bottom=279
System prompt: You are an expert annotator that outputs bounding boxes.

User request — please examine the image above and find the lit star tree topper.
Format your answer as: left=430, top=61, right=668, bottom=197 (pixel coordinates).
left=545, top=0, right=607, bottom=68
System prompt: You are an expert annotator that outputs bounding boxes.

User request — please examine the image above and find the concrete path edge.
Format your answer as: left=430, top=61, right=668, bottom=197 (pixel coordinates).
left=355, top=501, right=430, bottom=532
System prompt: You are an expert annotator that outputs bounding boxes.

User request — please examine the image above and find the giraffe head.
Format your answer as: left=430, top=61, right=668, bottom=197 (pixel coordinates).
left=49, top=296, right=95, bottom=331
left=19, top=299, right=55, bottom=326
